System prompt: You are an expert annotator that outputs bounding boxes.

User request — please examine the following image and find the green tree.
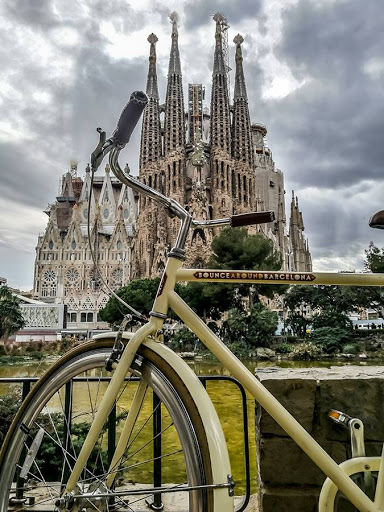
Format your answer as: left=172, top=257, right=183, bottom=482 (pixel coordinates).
left=284, top=285, right=351, bottom=313
left=205, top=227, right=285, bottom=306
left=285, top=312, right=309, bottom=336
left=365, top=242, right=384, bottom=273
left=341, top=242, right=384, bottom=318
left=312, top=308, right=352, bottom=330
left=100, top=228, right=285, bottom=325
left=221, top=304, right=278, bottom=348
left=99, top=278, right=161, bottom=325
left=247, top=303, right=279, bottom=347
left=0, top=286, right=25, bottom=340
left=209, top=227, right=282, bottom=271
left=283, top=285, right=353, bottom=337
left=177, top=282, right=239, bottom=321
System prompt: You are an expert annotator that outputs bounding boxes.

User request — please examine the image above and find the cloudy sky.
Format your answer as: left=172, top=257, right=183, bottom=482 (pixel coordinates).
left=1, top=0, right=384, bottom=290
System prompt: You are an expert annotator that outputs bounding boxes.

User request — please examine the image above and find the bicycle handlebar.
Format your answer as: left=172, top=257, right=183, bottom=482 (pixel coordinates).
left=112, top=91, right=148, bottom=147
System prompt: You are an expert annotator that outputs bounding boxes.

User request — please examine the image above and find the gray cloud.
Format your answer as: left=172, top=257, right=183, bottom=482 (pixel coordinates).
left=3, top=0, right=59, bottom=28
left=184, top=0, right=262, bottom=29
left=249, top=0, right=384, bottom=193
left=1, top=0, right=384, bottom=288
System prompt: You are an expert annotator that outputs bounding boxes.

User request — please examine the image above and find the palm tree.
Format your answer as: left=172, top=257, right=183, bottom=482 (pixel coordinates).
left=0, top=286, right=25, bottom=340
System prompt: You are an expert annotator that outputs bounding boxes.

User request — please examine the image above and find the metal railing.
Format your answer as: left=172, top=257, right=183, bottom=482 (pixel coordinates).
left=0, top=375, right=251, bottom=511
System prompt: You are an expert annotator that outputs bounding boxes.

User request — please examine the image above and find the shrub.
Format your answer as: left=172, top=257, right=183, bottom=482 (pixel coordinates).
left=221, top=304, right=278, bottom=348
left=168, top=327, right=200, bottom=352
left=342, top=343, right=359, bottom=355
left=275, top=342, right=293, bottom=354
left=290, top=342, right=322, bottom=360
left=311, top=327, right=351, bottom=354
left=0, top=391, right=22, bottom=446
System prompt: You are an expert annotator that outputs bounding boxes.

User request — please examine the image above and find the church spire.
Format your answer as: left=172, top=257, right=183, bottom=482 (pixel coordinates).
left=146, top=33, right=159, bottom=99
left=140, top=33, right=162, bottom=168
left=164, top=12, right=185, bottom=155
left=210, top=13, right=231, bottom=154
left=232, top=34, right=253, bottom=166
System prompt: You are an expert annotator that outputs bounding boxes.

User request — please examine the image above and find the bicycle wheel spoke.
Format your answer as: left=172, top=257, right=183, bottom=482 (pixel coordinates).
left=0, top=343, right=213, bottom=511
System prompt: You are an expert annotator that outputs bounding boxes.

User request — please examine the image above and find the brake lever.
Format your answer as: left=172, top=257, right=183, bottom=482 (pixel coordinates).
left=91, top=128, right=113, bottom=172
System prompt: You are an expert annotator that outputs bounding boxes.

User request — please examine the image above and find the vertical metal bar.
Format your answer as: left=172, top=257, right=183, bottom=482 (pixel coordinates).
left=152, top=392, right=163, bottom=509
left=198, top=375, right=251, bottom=512
left=62, top=380, right=73, bottom=488
left=108, top=402, right=117, bottom=466
left=15, top=381, right=32, bottom=499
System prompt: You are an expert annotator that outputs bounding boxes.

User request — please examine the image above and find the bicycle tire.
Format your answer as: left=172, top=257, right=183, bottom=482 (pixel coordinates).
left=0, top=339, right=215, bottom=511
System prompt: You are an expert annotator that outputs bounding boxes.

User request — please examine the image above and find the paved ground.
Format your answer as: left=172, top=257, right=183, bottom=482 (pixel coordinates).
left=155, top=492, right=258, bottom=511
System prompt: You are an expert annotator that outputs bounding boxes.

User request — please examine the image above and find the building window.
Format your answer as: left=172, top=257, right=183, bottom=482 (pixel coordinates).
left=67, top=312, right=77, bottom=323
left=43, top=269, right=56, bottom=283
left=80, top=312, right=94, bottom=322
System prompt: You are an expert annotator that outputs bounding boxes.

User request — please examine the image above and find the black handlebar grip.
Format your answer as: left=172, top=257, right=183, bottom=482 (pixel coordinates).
left=369, top=210, right=384, bottom=229
left=230, top=211, right=275, bottom=227
left=112, top=91, right=148, bottom=147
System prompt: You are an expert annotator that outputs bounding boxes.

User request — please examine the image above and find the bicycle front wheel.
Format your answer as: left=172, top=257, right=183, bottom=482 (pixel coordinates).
left=0, top=339, right=215, bottom=511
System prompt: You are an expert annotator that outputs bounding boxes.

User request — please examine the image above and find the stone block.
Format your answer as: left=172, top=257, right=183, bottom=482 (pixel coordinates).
left=255, top=366, right=384, bottom=511
left=257, top=437, right=347, bottom=487
left=255, top=372, right=317, bottom=436
left=317, top=378, right=384, bottom=441
left=258, top=486, right=319, bottom=512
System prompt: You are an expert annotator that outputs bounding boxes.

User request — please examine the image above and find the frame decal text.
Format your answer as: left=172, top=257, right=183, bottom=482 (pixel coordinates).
left=193, top=271, right=316, bottom=282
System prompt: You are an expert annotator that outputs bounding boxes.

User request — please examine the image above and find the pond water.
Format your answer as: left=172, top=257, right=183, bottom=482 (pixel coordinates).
left=0, top=356, right=381, bottom=495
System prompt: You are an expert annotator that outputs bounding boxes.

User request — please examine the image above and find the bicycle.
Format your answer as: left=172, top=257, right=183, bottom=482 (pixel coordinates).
left=2, top=91, right=384, bottom=512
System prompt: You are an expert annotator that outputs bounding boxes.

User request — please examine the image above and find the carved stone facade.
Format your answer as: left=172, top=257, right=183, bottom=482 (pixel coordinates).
left=33, top=163, right=136, bottom=330
left=134, top=13, right=312, bottom=277
left=33, top=13, right=311, bottom=329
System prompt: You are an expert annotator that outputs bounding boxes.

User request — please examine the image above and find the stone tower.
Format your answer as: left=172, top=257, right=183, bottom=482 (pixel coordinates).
left=133, top=13, right=311, bottom=276
left=289, top=192, right=312, bottom=271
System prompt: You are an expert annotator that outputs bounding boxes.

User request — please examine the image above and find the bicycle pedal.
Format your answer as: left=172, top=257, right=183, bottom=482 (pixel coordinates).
left=328, top=409, right=352, bottom=428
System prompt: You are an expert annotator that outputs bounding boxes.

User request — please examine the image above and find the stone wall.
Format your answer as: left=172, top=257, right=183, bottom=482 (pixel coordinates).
left=255, top=366, right=384, bottom=511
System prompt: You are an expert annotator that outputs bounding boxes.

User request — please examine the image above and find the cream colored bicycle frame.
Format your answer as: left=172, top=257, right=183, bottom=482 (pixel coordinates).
left=64, top=256, right=384, bottom=512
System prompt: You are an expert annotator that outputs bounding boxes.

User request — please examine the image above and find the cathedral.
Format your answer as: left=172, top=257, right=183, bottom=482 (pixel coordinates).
left=33, top=13, right=311, bottom=331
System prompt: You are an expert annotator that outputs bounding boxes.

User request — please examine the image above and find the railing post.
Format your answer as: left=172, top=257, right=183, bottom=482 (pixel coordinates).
left=15, top=381, right=32, bottom=500
left=62, top=380, right=73, bottom=489
left=146, top=391, right=163, bottom=510
left=108, top=402, right=117, bottom=465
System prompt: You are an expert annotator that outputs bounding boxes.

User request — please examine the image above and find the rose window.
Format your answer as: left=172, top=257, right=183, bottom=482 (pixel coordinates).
left=112, top=268, right=123, bottom=282
left=43, top=270, right=56, bottom=283
left=66, top=269, right=79, bottom=283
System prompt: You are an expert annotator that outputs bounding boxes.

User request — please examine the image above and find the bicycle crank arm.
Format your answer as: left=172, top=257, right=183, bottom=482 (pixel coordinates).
left=19, top=427, right=44, bottom=479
